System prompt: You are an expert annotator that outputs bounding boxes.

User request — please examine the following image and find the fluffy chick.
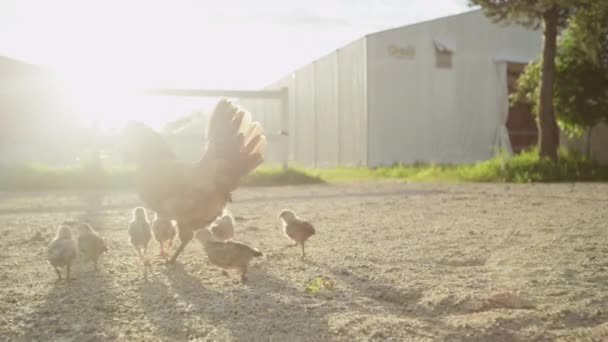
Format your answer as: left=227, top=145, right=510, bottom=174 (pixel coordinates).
left=209, top=212, right=235, bottom=242
left=151, top=212, right=176, bottom=257
left=279, top=209, right=316, bottom=260
left=128, top=206, right=152, bottom=263
left=195, top=227, right=262, bottom=282
left=46, top=225, right=77, bottom=282
left=77, top=223, right=108, bottom=271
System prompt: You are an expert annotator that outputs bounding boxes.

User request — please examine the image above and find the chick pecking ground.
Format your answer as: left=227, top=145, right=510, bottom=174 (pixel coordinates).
left=0, top=181, right=607, bottom=341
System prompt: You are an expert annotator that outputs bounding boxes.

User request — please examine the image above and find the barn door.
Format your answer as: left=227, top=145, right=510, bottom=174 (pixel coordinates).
left=505, top=62, right=538, bottom=153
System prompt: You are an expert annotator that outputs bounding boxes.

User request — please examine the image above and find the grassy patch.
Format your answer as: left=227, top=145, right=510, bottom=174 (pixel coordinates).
left=0, top=163, right=324, bottom=190
left=317, top=148, right=608, bottom=183
left=0, top=163, right=135, bottom=191
left=241, top=165, right=324, bottom=187
left=1, top=148, right=606, bottom=190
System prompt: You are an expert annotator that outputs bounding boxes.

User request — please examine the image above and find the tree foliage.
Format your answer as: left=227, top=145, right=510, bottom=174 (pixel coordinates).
left=513, top=4, right=608, bottom=158
left=468, top=0, right=591, bottom=160
left=513, top=32, right=608, bottom=134
left=469, top=0, right=578, bottom=28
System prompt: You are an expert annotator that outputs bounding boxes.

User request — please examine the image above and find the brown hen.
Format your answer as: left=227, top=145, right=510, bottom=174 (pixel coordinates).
left=123, top=99, right=266, bottom=265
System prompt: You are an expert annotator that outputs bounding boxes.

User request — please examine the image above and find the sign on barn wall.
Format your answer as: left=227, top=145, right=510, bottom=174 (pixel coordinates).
left=387, top=44, right=415, bottom=59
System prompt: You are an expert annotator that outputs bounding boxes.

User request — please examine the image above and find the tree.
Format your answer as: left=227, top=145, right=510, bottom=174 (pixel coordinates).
left=513, top=4, right=608, bottom=159
left=469, top=0, right=587, bottom=160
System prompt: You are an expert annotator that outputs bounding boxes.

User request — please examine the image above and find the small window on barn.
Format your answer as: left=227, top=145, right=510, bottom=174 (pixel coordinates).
left=433, top=39, right=454, bottom=69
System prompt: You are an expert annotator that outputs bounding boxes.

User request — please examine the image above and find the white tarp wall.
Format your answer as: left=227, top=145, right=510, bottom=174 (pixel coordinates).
left=366, top=10, right=541, bottom=166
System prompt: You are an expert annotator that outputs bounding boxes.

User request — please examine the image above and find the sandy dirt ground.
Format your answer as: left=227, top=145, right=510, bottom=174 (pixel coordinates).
left=0, top=181, right=607, bottom=341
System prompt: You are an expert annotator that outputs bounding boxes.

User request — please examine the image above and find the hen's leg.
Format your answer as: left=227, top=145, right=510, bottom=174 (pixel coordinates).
left=168, top=223, right=193, bottom=265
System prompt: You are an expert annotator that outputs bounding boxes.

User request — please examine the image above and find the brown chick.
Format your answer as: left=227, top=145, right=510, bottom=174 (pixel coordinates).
left=77, top=223, right=108, bottom=271
left=128, top=206, right=152, bottom=264
left=151, top=212, right=177, bottom=257
left=195, top=227, right=262, bottom=283
left=209, top=211, right=235, bottom=242
left=122, top=99, right=266, bottom=266
left=279, top=209, right=316, bottom=260
left=46, top=225, right=77, bottom=282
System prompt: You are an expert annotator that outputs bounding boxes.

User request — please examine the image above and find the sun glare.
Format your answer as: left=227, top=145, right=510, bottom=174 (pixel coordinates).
left=3, top=1, right=376, bottom=135
left=55, top=56, right=227, bottom=134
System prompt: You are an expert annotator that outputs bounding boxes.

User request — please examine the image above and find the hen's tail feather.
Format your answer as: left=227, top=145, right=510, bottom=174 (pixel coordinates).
left=205, top=99, right=266, bottom=191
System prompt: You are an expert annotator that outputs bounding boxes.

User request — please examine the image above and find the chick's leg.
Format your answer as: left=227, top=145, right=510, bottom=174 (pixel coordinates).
left=301, top=242, right=306, bottom=260
left=53, top=265, right=62, bottom=281
left=240, top=265, right=248, bottom=283
left=66, top=263, right=72, bottom=282
left=168, top=223, right=194, bottom=265
left=133, top=246, right=144, bottom=263
left=159, top=241, right=165, bottom=257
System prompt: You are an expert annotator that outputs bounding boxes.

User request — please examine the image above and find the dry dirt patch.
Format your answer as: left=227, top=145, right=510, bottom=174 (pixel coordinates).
left=0, top=181, right=607, bottom=341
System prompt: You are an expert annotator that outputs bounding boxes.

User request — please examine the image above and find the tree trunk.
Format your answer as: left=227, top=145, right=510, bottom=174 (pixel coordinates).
left=538, top=6, right=560, bottom=161
left=585, top=126, right=593, bottom=160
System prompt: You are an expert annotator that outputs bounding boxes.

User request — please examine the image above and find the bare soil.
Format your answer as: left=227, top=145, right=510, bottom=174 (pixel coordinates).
left=0, top=181, right=607, bottom=341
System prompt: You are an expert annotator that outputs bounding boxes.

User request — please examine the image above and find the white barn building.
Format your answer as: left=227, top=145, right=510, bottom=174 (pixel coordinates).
left=241, top=9, right=545, bottom=167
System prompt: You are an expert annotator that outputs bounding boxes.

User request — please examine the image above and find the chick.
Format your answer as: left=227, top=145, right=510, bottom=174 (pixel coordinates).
left=128, top=206, right=152, bottom=264
left=151, top=212, right=176, bottom=257
left=279, top=209, right=316, bottom=260
left=77, top=223, right=108, bottom=271
left=46, top=225, right=77, bottom=282
left=209, top=212, right=235, bottom=242
left=195, top=227, right=262, bottom=283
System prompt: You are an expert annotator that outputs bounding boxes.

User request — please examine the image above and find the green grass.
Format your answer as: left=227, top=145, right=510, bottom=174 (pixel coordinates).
left=1, top=148, right=607, bottom=190
left=241, top=165, right=323, bottom=187
left=0, top=163, right=136, bottom=190
left=0, top=163, right=324, bottom=191
left=317, top=148, right=608, bottom=183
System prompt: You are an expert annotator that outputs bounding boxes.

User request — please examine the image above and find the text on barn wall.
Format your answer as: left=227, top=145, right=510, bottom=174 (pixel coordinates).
left=387, top=44, right=415, bottom=59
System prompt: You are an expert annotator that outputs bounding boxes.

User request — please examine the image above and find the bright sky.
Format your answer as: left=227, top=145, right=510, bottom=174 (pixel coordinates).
left=0, top=0, right=474, bottom=131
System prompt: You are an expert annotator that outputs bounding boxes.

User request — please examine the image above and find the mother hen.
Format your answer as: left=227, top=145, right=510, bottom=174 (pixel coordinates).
left=123, top=99, right=266, bottom=265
